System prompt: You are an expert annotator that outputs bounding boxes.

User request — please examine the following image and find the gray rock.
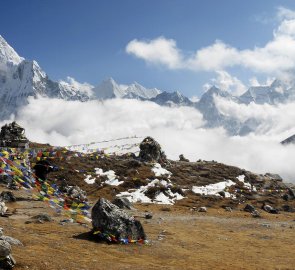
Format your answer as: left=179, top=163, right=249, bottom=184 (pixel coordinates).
left=145, top=213, right=153, bottom=219
left=244, top=204, right=255, bottom=213
left=0, top=236, right=22, bottom=246
left=91, top=198, right=146, bottom=240
left=0, top=240, right=11, bottom=257
left=179, top=154, right=189, bottom=162
left=32, top=213, right=52, bottom=222
left=281, top=205, right=295, bottom=213
left=0, top=191, right=16, bottom=202
left=65, top=185, right=87, bottom=202
left=0, top=202, right=8, bottom=216
left=139, top=137, right=166, bottom=163
left=262, top=203, right=279, bottom=214
left=198, top=206, right=207, bottom=212
left=251, top=210, right=261, bottom=218
left=284, top=183, right=295, bottom=198
left=264, top=173, right=283, bottom=182
left=112, top=197, right=133, bottom=210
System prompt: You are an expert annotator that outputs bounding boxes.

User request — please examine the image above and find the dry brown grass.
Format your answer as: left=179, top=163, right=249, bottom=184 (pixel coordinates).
left=0, top=193, right=294, bottom=270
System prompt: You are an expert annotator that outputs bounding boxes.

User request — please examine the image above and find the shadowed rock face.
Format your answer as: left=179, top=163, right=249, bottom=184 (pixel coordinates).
left=91, top=198, right=146, bottom=240
left=139, top=136, right=166, bottom=163
left=281, top=134, right=295, bottom=145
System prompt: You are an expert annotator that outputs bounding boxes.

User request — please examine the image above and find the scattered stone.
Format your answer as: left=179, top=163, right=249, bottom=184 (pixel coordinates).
left=225, top=207, right=232, bottom=212
left=145, top=213, right=153, bottom=219
left=160, top=207, right=171, bottom=212
left=262, top=203, right=279, bottom=214
left=281, top=205, right=295, bottom=213
left=251, top=210, right=261, bottom=218
left=138, top=137, right=167, bottom=163
left=64, top=185, right=87, bottom=203
left=198, top=207, right=207, bottom=212
left=91, top=198, right=146, bottom=241
left=0, top=201, right=8, bottom=216
left=264, top=173, right=283, bottom=182
left=32, top=213, right=52, bottom=222
left=179, top=154, right=189, bottom=162
left=284, top=183, right=295, bottom=198
left=59, top=219, right=74, bottom=225
left=0, top=191, right=16, bottom=203
left=282, top=194, right=292, bottom=201
left=244, top=204, right=256, bottom=213
left=112, top=197, right=133, bottom=210
left=218, top=191, right=226, bottom=198
left=261, top=223, right=271, bottom=228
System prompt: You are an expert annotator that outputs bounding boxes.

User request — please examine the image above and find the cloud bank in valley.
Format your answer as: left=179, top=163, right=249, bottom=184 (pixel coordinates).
left=2, top=96, right=295, bottom=183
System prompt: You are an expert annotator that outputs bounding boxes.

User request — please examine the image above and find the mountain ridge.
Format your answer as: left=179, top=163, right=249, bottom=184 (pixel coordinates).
left=1, top=35, right=295, bottom=136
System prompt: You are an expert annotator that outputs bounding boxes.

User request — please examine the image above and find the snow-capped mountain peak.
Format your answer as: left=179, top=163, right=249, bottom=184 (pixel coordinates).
left=124, top=82, right=161, bottom=99
left=92, top=77, right=126, bottom=99
left=239, top=79, right=287, bottom=105
left=0, top=35, right=24, bottom=66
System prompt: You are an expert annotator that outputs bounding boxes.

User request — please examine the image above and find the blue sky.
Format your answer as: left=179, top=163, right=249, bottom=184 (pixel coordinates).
left=1, top=0, right=295, bottom=97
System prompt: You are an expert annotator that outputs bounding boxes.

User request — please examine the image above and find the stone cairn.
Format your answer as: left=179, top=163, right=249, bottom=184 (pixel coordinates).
left=138, top=136, right=167, bottom=163
left=0, top=122, right=29, bottom=149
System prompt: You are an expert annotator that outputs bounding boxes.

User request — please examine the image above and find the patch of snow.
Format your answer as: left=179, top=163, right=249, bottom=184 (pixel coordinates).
left=95, top=168, right=123, bottom=186
left=117, top=178, right=183, bottom=205
left=236, top=175, right=253, bottom=190
left=152, top=163, right=172, bottom=177
left=84, top=175, right=96, bottom=184
left=118, top=190, right=152, bottom=204
left=192, top=180, right=235, bottom=198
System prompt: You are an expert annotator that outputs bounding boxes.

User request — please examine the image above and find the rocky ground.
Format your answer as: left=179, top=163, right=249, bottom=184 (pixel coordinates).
left=0, top=141, right=294, bottom=269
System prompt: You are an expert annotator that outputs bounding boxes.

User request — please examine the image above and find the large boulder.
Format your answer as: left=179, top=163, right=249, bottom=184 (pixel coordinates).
left=139, top=137, right=166, bottom=163
left=91, top=198, right=146, bottom=241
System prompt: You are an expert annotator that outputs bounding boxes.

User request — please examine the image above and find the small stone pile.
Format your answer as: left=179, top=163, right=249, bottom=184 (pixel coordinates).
left=0, top=121, right=29, bottom=148
left=139, top=136, right=167, bottom=163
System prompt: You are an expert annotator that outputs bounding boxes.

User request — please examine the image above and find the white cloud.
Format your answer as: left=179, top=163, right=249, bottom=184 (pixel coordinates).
left=126, top=37, right=183, bottom=69
left=1, top=97, right=295, bottom=182
left=126, top=7, right=295, bottom=79
left=205, top=70, right=247, bottom=96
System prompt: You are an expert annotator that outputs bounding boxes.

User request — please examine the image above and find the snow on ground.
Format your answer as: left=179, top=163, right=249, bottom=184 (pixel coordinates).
left=236, top=174, right=257, bottom=191
left=65, top=136, right=142, bottom=155
left=117, top=178, right=184, bottom=205
left=152, top=163, right=172, bottom=177
left=95, top=168, right=123, bottom=186
left=84, top=168, right=123, bottom=186
left=192, top=180, right=236, bottom=198
left=84, top=175, right=96, bottom=184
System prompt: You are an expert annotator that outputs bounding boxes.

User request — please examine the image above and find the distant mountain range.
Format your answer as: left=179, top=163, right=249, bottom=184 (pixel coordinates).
left=1, top=35, right=295, bottom=136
